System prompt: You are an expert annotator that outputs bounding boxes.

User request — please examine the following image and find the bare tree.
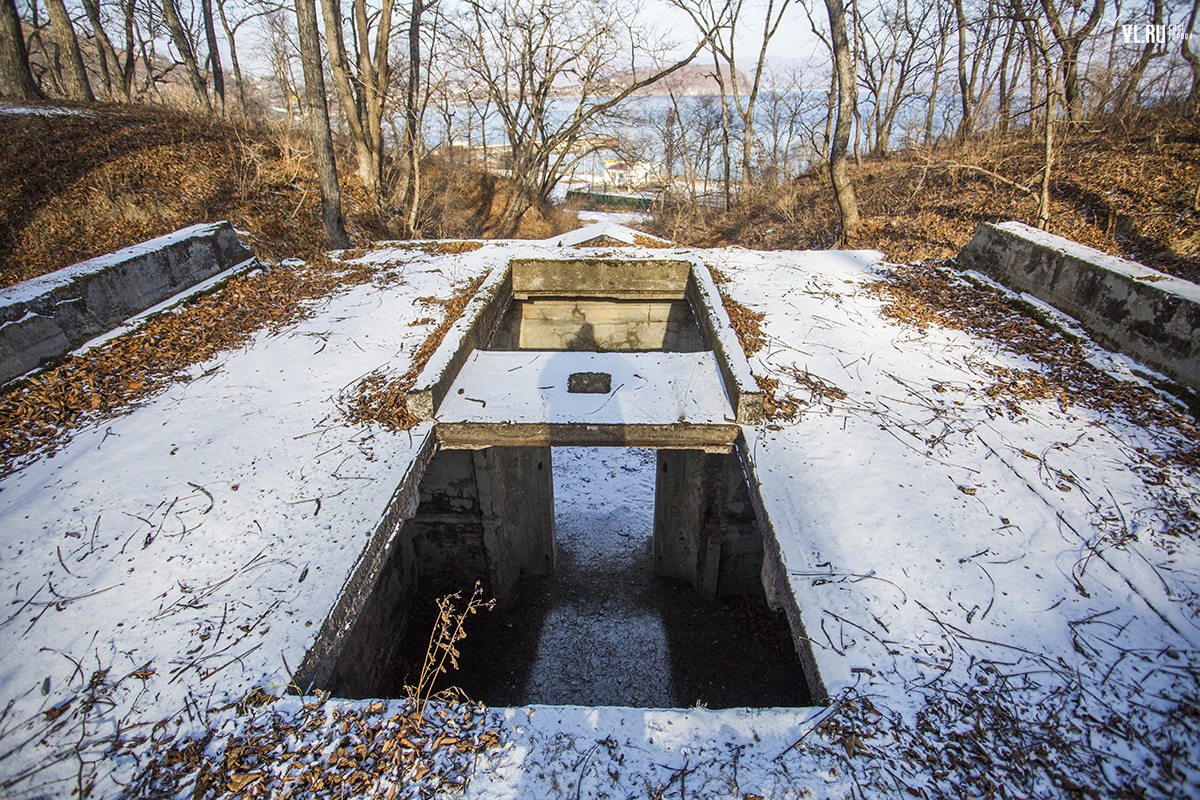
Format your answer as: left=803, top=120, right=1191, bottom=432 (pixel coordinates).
left=217, top=0, right=275, bottom=116
left=1111, top=0, right=1163, bottom=114
left=855, top=0, right=931, bottom=156
left=1185, top=0, right=1200, bottom=107
left=264, top=10, right=299, bottom=116
left=954, top=0, right=1002, bottom=139
left=1039, top=0, right=1106, bottom=121
left=200, top=0, right=225, bottom=115
left=922, top=3, right=953, bottom=145
left=79, top=0, right=124, bottom=99
left=450, top=0, right=722, bottom=237
left=0, top=0, right=43, bottom=98
left=822, top=0, right=862, bottom=239
left=44, top=0, right=96, bottom=100
left=163, top=0, right=213, bottom=112
left=320, top=0, right=396, bottom=201
left=295, top=0, right=350, bottom=247
left=996, top=15, right=1021, bottom=131
left=397, top=0, right=438, bottom=235
left=677, top=0, right=792, bottom=200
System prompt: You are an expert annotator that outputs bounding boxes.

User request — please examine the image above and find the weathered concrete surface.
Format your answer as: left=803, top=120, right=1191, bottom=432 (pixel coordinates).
left=437, top=421, right=739, bottom=452
left=323, top=443, right=554, bottom=696
left=652, top=449, right=764, bottom=598
left=958, top=221, right=1200, bottom=391
left=474, top=446, right=556, bottom=602
left=407, top=268, right=513, bottom=420
left=0, top=221, right=254, bottom=385
left=294, top=424, right=438, bottom=697
left=408, top=446, right=555, bottom=604
left=510, top=258, right=690, bottom=300
left=735, top=433, right=830, bottom=705
left=492, top=298, right=706, bottom=352
left=686, top=268, right=765, bottom=425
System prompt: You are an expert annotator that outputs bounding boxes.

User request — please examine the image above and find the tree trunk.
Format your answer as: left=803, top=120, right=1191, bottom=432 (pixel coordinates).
left=80, top=0, right=122, bottom=100
left=710, top=48, right=732, bottom=211
left=216, top=0, right=248, bottom=117
left=822, top=68, right=834, bottom=163
left=1038, top=0, right=1105, bottom=122
left=0, top=0, right=42, bottom=99
left=954, top=0, right=972, bottom=139
left=402, top=0, right=430, bottom=237
left=1112, top=0, right=1162, bottom=116
left=201, top=0, right=225, bottom=116
left=824, top=0, right=862, bottom=240
left=295, top=0, right=351, bottom=249
left=738, top=0, right=792, bottom=200
left=1185, top=0, right=1200, bottom=109
left=44, top=0, right=94, bottom=101
left=163, top=0, right=212, bottom=114
left=997, top=18, right=1017, bottom=133
left=319, top=0, right=393, bottom=200
left=1037, top=70, right=1054, bottom=230
left=120, top=0, right=136, bottom=99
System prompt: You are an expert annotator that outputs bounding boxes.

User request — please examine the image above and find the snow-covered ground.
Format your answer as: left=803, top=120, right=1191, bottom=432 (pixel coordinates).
left=0, top=217, right=1196, bottom=797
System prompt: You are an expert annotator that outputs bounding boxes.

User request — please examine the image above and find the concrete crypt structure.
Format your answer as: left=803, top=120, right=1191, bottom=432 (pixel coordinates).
left=292, top=255, right=826, bottom=703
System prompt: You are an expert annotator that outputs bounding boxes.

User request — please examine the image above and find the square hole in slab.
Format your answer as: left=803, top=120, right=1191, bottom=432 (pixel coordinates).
left=325, top=447, right=811, bottom=708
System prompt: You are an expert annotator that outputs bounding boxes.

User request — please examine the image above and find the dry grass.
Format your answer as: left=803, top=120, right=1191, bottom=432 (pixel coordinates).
left=867, top=261, right=1200, bottom=467
left=0, top=105, right=574, bottom=289
left=645, top=106, right=1200, bottom=283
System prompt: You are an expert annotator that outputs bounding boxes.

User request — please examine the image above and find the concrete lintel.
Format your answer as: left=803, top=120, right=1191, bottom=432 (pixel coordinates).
left=510, top=258, right=691, bottom=300
left=958, top=221, right=1200, bottom=392
left=512, top=291, right=682, bottom=302
left=686, top=267, right=766, bottom=425
left=293, top=424, right=438, bottom=695
left=435, top=421, right=738, bottom=452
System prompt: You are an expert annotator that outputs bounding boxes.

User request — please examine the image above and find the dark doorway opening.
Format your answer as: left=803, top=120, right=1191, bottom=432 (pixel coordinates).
left=328, top=447, right=810, bottom=708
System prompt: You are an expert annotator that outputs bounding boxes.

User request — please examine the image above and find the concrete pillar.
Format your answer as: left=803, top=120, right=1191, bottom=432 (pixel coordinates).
left=410, top=449, right=492, bottom=597
left=653, top=449, right=763, bottom=598
left=474, top=446, right=556, bottom=602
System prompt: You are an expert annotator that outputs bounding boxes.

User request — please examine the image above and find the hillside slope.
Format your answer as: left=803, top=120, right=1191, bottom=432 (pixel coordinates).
left=646, top=106, right=1200, bottom=283
left=0, top=103, right=573, bottom=288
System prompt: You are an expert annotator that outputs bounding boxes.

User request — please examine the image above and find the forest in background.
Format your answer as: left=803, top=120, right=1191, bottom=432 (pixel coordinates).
left=0, top=0, right=1198, bottom=282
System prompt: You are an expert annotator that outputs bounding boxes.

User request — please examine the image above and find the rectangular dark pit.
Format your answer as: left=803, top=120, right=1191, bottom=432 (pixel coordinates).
left=322, top=446, right=812, bottom=709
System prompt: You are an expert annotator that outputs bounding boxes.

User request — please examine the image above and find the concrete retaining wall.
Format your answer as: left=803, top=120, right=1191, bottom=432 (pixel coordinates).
left=0, top=221, right=254, bottom=385
left=958, top=221, right=1200, bottom=391
left=492, top=298, right=706, bottom=352
left=653, top=448, right=764, bottom=598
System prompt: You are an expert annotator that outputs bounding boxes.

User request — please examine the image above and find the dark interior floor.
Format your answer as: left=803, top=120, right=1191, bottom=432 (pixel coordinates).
left=388, top=447, right=811, bottom=708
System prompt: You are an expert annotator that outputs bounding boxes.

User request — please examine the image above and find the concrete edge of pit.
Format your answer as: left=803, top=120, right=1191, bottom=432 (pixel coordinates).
left=736, top=430, right=831, bottom=706
left=292, top=423, right=438, bottom=694
left=405, top=254, right=765, bottom=426
left=686, top=264, right=765, bottom=425
left=407, top=263, right=513, bottom=420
